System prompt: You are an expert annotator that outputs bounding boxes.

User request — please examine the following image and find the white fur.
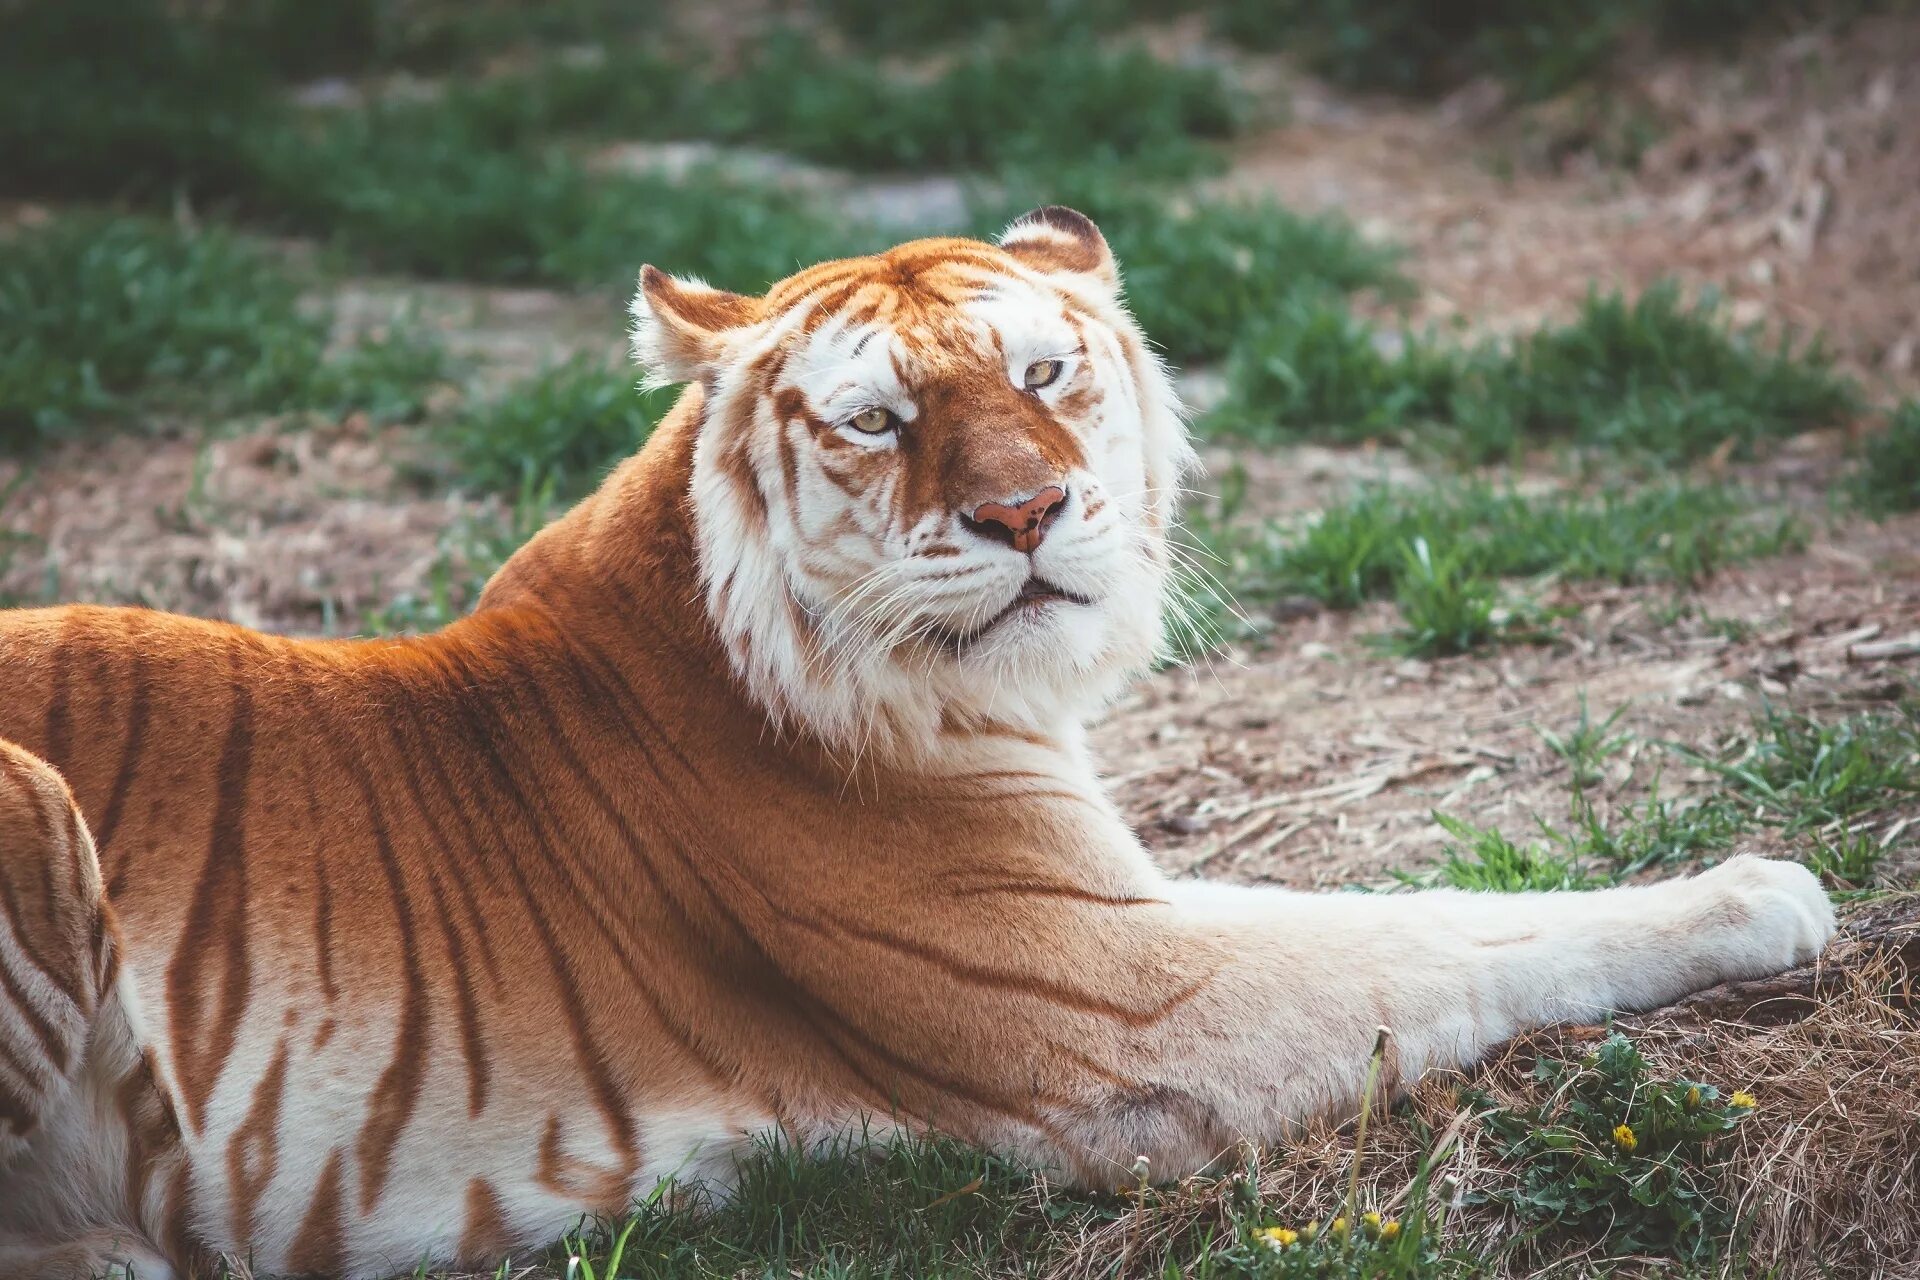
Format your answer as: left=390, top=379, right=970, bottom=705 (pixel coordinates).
left=653, top=256, right=1193, bottom=763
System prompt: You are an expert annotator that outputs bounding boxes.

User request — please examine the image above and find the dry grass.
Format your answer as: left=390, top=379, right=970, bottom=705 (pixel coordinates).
left=1026, top=895, right=1920, bottom=1280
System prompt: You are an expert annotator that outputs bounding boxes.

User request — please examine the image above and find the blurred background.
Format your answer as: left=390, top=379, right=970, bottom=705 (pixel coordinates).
left=0, top=0, right=1914, bottom=635
left=3, top=4, right=1920, bottom=1273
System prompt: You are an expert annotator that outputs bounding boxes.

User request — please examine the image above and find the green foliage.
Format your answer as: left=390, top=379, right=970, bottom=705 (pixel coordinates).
left=1390, top=537, right=1507, bottom=657
left=1537, top=696, right=1632, bottom=792
left=980, top=176, right=1408, bottom=364
left=812, top=0, right=1178, bottom=50
left=1455, top=284, right=1858, bottom=463
left=366, top=473, right=558, bottom=634
left=1208, top=297, right=1456, bottom=443
left=245, top=107, right=871, bottom=289
left=442, top=357, right=671, bottom=498
left=422, top=30, right=1242, bottom=177
left=1206, top=284, right=1859, bottom=464
left=1852, top=401, right=1920, bottom=516
left=1185, top=479, right=1803, bottom=657
left=1265, top=482, right=1799, bottom=608
left=1474, top=1034, right=1752, bottom=1264
left=0, top=215, right=449, bottom=451
left=1807, top=829, right=1884, bottom=892
left=1681, top=702, right=1920, bottom=837
left=719, top=34, right=1242, bottom=176
left=0, top=0, right=270, bottom=205
left=1210, top=0, right=1839, bottom=100
left=1419, top=813, right=1607, bottom=891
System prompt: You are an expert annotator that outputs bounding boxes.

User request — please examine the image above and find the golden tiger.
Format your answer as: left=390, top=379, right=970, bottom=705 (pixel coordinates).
left=0, top=208, right=1835, bottom=1278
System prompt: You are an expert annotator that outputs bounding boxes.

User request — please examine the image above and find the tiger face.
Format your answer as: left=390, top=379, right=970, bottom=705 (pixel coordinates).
left=630, top=207, right=1194, bottom=754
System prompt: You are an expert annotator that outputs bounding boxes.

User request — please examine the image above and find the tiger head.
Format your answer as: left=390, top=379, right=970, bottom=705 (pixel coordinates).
left=629, top=207, right=1195, bottom=757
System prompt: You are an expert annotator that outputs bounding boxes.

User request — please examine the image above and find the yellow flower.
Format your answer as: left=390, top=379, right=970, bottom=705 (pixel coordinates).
left=1380, top=1220, right=1402, bottom=1240
left=1361, top=1211, right=1383, bottom=1237
left=1685, top=1086, right=1702, bottom=1109
left=1730, top=1090, right=1757, bottom=1109
left=1330, top=1216, right=1350, bottom=1240
left=1301, top=1221, right=1320, bottom=1241
left=1612, top=1123, right=1638, bottom=1153
left=1255, top=1226, right=1300, bottom=1249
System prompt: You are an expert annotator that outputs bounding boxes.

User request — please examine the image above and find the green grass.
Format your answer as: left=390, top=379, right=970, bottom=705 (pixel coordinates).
left=233, top=104, right=875, bottom=290
left=365, top=474, right=558, bottom=635
left=812, top=0, right=1180, bottom=50
left=1209, top=0, right=1865, bottom=101
left=1852, top=401, right=1920, bottom=516
left=0, top=215, right=450, bottom=451
left=1206, top=284, right=1860, bottom=464
left=513, top=1033, right=1764, bottom=1280
left=1677, top=702, right=1920, bottom=839
left=439, top=357, right=671, bottom=498
left=1196, top=479, right=1802, bottom=623
left=978, top=177, right=1408, bottom=365
left=436, top=27, right=1242, bottom=177
left=1472, top=1034, right=1752, bottom=1267
left=3, top=0, right=1243, bottom=271
left=1413, top=695, right=1917, bottom=894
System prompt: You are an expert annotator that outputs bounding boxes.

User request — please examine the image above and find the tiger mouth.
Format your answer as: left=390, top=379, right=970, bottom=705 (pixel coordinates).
left=934, top=577, right=1094, bottom=652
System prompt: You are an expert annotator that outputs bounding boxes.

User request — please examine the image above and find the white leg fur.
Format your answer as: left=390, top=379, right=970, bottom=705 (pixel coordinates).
left=1026, top=854, right=1834, bottom=1180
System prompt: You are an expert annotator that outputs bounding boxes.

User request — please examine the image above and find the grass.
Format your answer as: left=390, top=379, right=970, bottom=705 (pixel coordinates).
left=1852, top=400, right=1920, bottom=516
left=1208, top=0, right=1870, bottom=101
left=379, top=27, right=1243, bottom=178
left=1205, top=284, right=1860, bottom=464
left=1471, top=1034, right=1752, bottom=1267
left=0, top=215, right=451, bottom=451
left=977, top=176, right=1408, bottom=365
left=706, top=34, right=1243, bottom=177
left=519, top=1028, right=1770, bottom=1280
left=438, top=357, right=671, bottom=498
left=2, top=0, right=1244, bottom=285
left=1678, top=702, right=1920, bottom=839
left=1415, top=694, right=1918, bottom=894
left=365, top=475, right=558, bottom=635
left=1186, top=479, right=1804, bottom=652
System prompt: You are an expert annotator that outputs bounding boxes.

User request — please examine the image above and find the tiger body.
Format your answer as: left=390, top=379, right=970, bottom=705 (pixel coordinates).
left=0, top=211, right=1836, bottom=1278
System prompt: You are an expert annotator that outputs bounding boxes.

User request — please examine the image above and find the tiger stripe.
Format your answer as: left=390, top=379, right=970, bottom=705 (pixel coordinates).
left=0, top=211, right=1491, bottom=1276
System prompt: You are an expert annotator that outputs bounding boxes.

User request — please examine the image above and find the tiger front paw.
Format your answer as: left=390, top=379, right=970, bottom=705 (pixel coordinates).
left=1688, top=854, right=1837, bottom=982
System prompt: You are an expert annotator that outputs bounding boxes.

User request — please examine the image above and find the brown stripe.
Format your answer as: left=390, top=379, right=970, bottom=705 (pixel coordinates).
left=311, top=857, right=337, bottom=1005
left=945, top=880, right=1167, bottom=908
left=790, top=907, right=1212, bottom=1027
left=0, top=1069, right=36, bottom=1137
left=164, top=660, right=255, bottom=1135
left=40, top=621, right=75, bottom=767
left=334, top=748, right=431, bottom=1215
left=93, top=641, right=151, bottom=858
left=286, top=1148, right=347, bottom=1276
left=225, top=1037, right=290, bottom=1247
left=368, top=683, right=492, bottom=1118
left=458, top=1177, right=512, bottom=1264
left=0, top=753, right=87, bottom=1018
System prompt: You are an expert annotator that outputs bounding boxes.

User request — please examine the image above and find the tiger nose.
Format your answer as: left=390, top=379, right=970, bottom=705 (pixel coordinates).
left=964, top=485, right=1068, bottom=554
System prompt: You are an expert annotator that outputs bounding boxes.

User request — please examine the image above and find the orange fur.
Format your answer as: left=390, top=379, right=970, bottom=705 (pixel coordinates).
left=0, top=217, right=1836, bottom=1278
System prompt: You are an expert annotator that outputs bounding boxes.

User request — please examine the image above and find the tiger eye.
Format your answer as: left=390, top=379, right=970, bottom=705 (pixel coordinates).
left=1024, top=358, right=1064, bottom=390
left=848, top=407, right=895, bottom=434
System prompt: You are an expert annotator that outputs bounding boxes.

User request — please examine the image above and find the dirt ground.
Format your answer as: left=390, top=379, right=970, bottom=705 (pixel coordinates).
left=4, top=14, right=1918, bottom=898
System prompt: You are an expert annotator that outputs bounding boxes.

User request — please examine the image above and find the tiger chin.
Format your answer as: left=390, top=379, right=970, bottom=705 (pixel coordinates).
left=0, top=208, right=1835, bottom=1279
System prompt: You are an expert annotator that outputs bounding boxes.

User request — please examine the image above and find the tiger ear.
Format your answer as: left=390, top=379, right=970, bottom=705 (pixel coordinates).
left=629, top=265, right=765, bottom=385
left=998, top=206, right=1118, bottom=295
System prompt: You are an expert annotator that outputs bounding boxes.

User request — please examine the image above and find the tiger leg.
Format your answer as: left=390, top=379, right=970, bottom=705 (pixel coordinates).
left=0, top=739, right=110, bottom=1173
left=0, top=1231, right=175, bottom=1280
left=0, top=740, right=179, bottom=1277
